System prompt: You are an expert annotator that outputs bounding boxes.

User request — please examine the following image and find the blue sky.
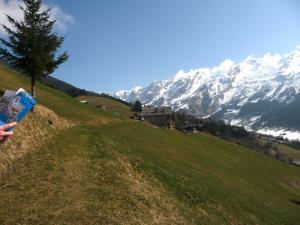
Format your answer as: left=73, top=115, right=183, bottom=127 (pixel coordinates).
left=3, top=0, right=300, bottom=93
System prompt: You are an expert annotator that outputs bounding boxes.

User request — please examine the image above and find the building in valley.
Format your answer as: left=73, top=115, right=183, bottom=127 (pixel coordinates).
left=141, top=106, right=173, bottom=128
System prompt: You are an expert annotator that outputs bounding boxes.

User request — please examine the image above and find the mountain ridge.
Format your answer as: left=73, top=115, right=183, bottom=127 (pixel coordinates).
left=114, top=46, right=300, bottom=140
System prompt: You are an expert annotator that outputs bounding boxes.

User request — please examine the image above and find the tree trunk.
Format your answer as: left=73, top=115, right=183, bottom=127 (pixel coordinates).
left=31, top=76, right=36, bottom=112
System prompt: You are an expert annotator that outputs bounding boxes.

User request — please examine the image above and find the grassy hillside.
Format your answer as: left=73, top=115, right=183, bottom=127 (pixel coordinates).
left=0, top=63, right=116, bottom=123
left=76, top=95, right=131, bottom=117
left=0, top=63, right=300, bottom=225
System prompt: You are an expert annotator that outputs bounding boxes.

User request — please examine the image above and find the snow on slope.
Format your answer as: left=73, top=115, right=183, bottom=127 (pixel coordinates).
left=257, top=128, right=300, bottom=141
left=114, top=46, right=300, bottom=140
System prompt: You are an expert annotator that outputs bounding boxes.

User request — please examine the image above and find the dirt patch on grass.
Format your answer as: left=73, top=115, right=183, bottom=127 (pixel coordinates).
left=290, top=199, right=300, bottom=206
left=114, top=155, right=187, bottom=224
left=34, top=105, right=73, bottom=129
left=188, top=204, right=251, bottom=225
left=0, top=105, right=73, bottom=176
left=86, top=136, right=188, bottom=225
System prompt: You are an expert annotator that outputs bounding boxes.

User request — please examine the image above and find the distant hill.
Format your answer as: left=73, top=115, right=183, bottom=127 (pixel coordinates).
left=41, top=76, right=131, bottom=107
left=0, top=63, right=300, bottom=225
left=41, top=76, right=96, bottom=97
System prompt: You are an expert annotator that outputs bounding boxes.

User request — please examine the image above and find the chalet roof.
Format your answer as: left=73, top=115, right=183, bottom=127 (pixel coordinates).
left=141, top=106, right=172, bottom=116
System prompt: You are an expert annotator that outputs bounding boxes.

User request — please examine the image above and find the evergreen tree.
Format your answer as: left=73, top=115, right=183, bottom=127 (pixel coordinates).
left=0, top=0, right=68, bottom=99
left=132, top=100, right=142, bottom=112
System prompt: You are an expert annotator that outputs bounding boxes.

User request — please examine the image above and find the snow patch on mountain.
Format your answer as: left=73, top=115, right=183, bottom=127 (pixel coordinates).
left=257, top=128, right=300, bottom=141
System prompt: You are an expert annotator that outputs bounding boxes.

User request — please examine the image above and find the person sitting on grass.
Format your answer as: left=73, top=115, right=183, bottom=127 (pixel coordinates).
left=0, top=122, right=17, bottom=143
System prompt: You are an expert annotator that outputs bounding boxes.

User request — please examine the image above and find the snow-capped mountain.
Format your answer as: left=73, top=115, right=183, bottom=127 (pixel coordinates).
left=114, top=46, right=300, bottom=140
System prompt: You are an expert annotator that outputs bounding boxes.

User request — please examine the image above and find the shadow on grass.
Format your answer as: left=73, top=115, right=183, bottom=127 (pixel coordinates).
left=290, top=199, right=300, bottom=206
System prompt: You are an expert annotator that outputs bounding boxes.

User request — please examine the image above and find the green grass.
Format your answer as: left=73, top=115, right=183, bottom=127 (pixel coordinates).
left=76, top=95, right=131, bottom=117
left=0, top=63, right=300, bottom=224
left=95, top=122, right=300, bottom=224
left=0, top=63, right=116, bottom=123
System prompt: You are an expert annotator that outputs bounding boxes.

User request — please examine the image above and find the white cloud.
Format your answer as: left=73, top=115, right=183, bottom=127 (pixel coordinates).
left=0, top=0, right=74, bottom=35
left=0, top=0, right=23, bottom=34
left=48, top=5, right=74, bottom=31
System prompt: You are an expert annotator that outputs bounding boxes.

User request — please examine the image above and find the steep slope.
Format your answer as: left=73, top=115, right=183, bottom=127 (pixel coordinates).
left=0, top=64, right=300, bottom=225
left=115, top=46, right=300, bottom=139
left=0, top=63, right=116, bottom=124
left=0, top=105, right=72, bottom=176
left=1, top=121, right=300, bottom=225
left=0, top=63, right=118, bottom=175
